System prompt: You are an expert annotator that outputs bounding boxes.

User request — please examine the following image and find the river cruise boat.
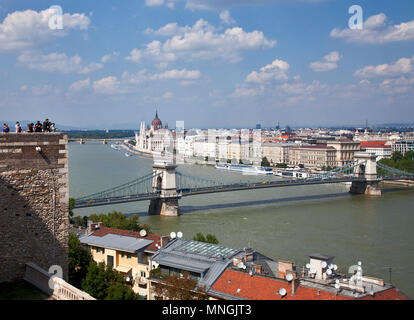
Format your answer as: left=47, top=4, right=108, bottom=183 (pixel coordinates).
left=274, top=167, right=312, bottom=178
left=214, top=163, right=273, bottom=175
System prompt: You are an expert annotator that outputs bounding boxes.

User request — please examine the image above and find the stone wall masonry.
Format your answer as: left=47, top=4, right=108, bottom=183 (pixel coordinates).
left=0, top=133, right=69, bottom=283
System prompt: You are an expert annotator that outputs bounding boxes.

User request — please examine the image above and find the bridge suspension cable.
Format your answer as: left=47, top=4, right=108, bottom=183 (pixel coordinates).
left=75, top=171, right=161, bottom=205
left=377, top=162, right=414, bottom=179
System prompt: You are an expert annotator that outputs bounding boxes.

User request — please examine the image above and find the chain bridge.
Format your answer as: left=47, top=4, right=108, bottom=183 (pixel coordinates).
left=73, top=152, right=414, bottom=216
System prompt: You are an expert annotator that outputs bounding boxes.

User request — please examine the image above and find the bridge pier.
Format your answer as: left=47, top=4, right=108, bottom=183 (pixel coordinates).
left=149, top=161, right=180, bottom=216
left=149, top=198, right=180, bottom=216
left=349, top=152, right=382, bottom=196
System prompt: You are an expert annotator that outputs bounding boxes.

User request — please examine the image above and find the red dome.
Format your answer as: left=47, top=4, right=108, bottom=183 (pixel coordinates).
left=151, top=111, right=162, bottom=128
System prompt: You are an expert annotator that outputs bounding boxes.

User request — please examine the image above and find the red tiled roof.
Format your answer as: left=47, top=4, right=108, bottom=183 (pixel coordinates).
left=210, top=269, right=407, bottom=300
left=91, top=226, right=169, bottom=252
left=360, top=141, right=391, bottom=149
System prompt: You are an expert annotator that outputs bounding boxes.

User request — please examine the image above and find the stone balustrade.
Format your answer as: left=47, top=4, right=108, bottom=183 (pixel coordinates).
left=24, top=262, right=95, bottom=300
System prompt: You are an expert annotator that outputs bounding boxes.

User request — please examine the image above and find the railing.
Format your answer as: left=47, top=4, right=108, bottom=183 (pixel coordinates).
left=23, top=262, right=96, bottom=300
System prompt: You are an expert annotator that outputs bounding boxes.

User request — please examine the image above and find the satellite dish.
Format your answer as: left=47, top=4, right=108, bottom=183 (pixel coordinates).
left=177, top=231, right=183, bottom=238
left=306, top=263, right=311, bottom=269
left=286, top=273, right=293, bottom=281
left=321, top=261, right=327, bottom=268
left=279, top=288, right=287, bottom=296
left=335, top=279, right=340, bottom=284
left=334, top=283, right=340, bottom=289
left=170, top=232, right=176, bottom=239
left=310, top=268, right=317, bottom=274
left=333, top=264, right=338, bottom=271
left=242, top=265, right=246, bottom=270
left=358, top=261, right=362, bottom=266
left=139, top=229, right=147, bottom=237
left=328, top=264, right=334, bottom=269
left=237, top=262, right=244, bottom=269
left=326, top=269, right=332, bottom=275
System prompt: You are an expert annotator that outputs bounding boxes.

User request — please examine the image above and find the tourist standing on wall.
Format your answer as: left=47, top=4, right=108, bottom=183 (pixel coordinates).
left=3, top=123, right=10, bottom=133
left=43, top=119, right=51, bottom=132
left=50, top=123, right=57, bottom=132
left=15, top=122, right=22, bottom=133
left=34, top=121, right=42, bottom=132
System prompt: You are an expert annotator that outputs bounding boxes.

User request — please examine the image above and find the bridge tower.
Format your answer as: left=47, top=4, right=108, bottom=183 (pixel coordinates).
left=148, top=161, right=180, bottom=216
left=349, top=152, right=382, bottom=196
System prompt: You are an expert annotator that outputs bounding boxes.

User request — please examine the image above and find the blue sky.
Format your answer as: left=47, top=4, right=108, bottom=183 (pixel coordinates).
left=1, top=0, right=414, bottom=129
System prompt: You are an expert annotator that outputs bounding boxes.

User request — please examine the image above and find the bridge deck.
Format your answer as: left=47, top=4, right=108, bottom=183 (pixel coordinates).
left=74, top=177, right=374, bottom=209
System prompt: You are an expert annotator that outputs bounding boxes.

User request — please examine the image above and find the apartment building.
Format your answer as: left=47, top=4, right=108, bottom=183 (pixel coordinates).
left=360, top=141, right=392, bottom=160
left=148, top=238, right=246, bottom=300
left=209, top=254, right=408, bottom=300
left=326, top=138, right=360, bottom=167
left=289, top=145, right=337, bottom=169
left=262, top=142, right=297, bottom=165
left=79, top=225, right=169, bottom=298
left=392, top=140, right=414, bottom=155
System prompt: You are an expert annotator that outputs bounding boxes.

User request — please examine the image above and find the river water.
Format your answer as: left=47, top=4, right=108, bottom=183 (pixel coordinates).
left=70, top=142, right=414, bottom=297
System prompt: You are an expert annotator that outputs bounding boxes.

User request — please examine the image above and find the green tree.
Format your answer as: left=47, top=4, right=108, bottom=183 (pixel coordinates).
left=81, top=261, right=136, bottom=300
left=69, top=198, right=75, bottom=224
left=105, top=283, right=137, bottom=300
left=261, top=156, right=270, bottom=167
left=88, top=211, right=152, bottom=233
left=152, top=271, right=206, bottom=300
left=193, top=232, right=219, bottom=244
left=68, top=233, right=92, bottom=288
left=81, top=262, right=108, bottom=300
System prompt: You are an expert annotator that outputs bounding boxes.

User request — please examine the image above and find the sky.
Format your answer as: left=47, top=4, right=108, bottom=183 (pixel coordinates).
left=0, top=0, right=414, bottom=129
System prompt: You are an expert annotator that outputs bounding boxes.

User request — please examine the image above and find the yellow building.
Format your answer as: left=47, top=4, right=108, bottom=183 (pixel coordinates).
left=80, top=225, right=170, bottom=299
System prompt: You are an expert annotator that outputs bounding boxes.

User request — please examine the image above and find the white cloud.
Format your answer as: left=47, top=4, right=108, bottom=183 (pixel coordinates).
left=129, top=18, right=275, bottom=64
left=245, top=58, right=290, bottom=83
left=219, top=10, right=236, bottom=25
left=330, top=13, right=414, bottom=44
left=17, top=51, right=103, bottom=74
left=354, top=55, right=414, bottom=78
left=310, top=51, right=342, bottom=72
left=93, top=76, right=122, bottom=94
left=145, top=0, right=165, bottom=6
left=185, top=0, right=324, bottom=10
left=122, top=68, right=201, bottom=84
left=101, top=51, right=120, bottom=63
left=125, top=48, right=143, bottom=63
left=0, top=9, right=90, bottom=52
left=69, top=78, right=91, bottom=91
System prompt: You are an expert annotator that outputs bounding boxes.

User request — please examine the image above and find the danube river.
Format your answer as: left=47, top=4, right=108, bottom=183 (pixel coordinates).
left=70, top=142, right=414, bottom=297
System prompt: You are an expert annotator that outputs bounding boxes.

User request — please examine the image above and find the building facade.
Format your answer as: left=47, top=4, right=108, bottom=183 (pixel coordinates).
left=289, top=145, right=337, bottom=169
left=79, top=225, right=170, bottom=298
left=392, top=140, right=414, bottom=155
left=135, top=112, right=173, bottom=155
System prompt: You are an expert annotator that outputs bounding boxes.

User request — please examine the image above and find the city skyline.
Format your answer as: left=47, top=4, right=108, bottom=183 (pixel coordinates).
left=1, top=0, right=414, bottom=128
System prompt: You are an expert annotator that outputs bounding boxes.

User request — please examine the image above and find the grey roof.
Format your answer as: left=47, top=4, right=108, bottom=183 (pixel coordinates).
left=79, top=233, right=153, bottom=253
left=151, top=239, right=243, bottom=290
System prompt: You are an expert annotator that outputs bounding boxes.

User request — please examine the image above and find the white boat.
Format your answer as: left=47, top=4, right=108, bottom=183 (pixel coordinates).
left=274, top=167, right=312, bottom=178
left=110, top=143, right=120, bottom=150
left=214, top=163, right=273, bottom=175
left=125, top=152, right=132, bottom=157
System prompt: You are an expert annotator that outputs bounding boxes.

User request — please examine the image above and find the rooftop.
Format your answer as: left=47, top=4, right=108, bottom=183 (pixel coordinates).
left=151, top=238, right=244, bottom=289
left=79, top=233, right=153, bottom=254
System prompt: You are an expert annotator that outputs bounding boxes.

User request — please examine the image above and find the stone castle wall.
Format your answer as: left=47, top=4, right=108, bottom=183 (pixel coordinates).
left=0, top=133, right=69, bottom=283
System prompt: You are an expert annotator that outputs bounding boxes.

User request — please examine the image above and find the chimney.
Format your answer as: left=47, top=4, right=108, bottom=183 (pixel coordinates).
left=291, top=278, right=300, bottom=296
left=160, top=236, right=169, bottom=248
left=254, top=264, right=262, bottom=274
left=244, top=248, right=254, bottom=262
